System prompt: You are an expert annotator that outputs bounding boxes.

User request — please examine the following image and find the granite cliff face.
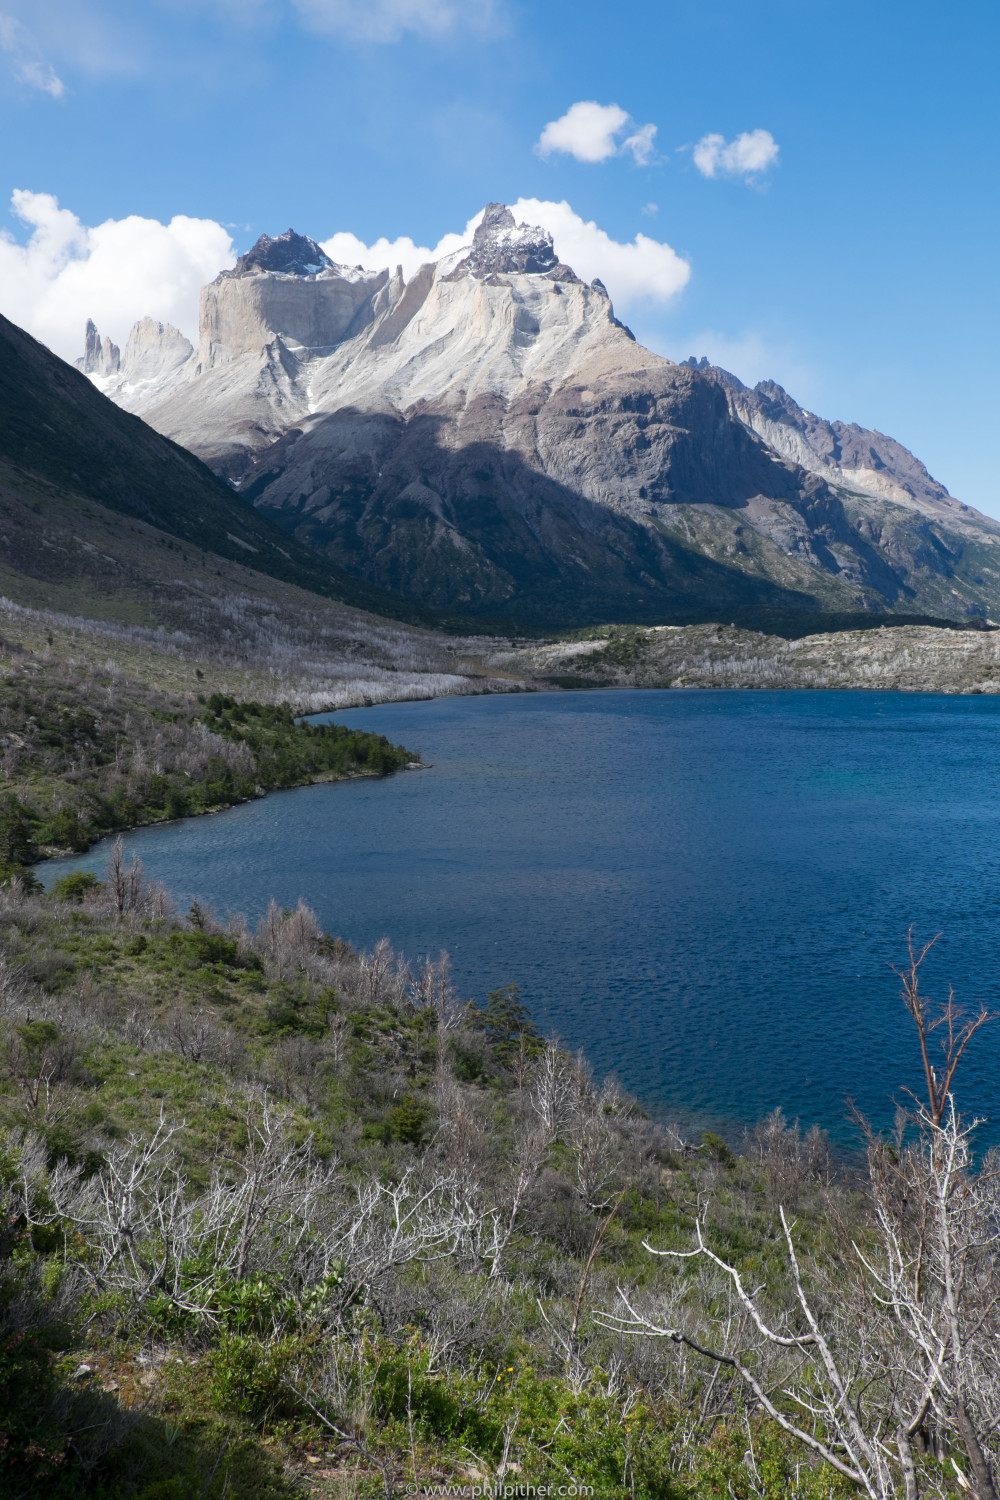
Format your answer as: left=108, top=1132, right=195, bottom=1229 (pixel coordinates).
left=81, top=207, right=1000, bottom=628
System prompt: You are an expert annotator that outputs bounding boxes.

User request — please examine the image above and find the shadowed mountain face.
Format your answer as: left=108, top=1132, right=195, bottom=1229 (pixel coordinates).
left=79, top=204, right=1000, bottom=629
left=241, top=398, right=906, bottom=627
left=0, top=312, right=441, bottom=625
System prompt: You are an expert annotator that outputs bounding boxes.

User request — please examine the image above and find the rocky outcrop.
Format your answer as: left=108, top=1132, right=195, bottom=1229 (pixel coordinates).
left=122, top=318, right=194, bottom=385
left=197, top=240, right=387, bottom=372
left=686, top=357, right=982, bottom=525
left=230, top=228, right=334, bottom=277
left=79, top=206, right=1000, bottom=629
left=77, top=319, right=120, bottom=377
left=452, top=202, right=576, bottom=280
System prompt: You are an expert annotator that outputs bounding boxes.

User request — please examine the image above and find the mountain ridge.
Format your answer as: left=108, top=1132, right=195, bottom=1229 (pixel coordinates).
left=78, top=203, right=1000, bottom=630
left=0, top=310, right=451, bottom=628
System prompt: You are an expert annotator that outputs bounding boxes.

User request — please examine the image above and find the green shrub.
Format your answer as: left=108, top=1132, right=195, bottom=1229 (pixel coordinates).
left=387, top=1096, right=429, bottom=1145
left=701, top=1131, right=735, bottom=1166
left=691, top=1420, right=855, bottom=1500
left=36, top=808, right=91, bottom=853
left=0, top=795, right=37, bottom=867
left=449, top=1038, right=487, bottom=1083
left=467, top=983, right=544, bottom=1065
left=167, top=931, right=260, bottom=971
left=207, top=1333, right=305, bottom=1422
left=50, top=871, right=100, bottom=902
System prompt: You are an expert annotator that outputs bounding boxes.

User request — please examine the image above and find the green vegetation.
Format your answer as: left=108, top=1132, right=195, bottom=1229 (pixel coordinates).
left=589, top=626, right=650, bottom=670
left=0, top=668, right=413, bottom=874
left=0, top=875, right=834, bottom=1498
left=0, top=865, right=992, bottom=1499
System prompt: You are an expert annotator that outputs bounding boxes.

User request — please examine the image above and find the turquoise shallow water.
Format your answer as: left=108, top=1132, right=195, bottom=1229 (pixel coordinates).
left=39, top=689, right=1000, bottom=1146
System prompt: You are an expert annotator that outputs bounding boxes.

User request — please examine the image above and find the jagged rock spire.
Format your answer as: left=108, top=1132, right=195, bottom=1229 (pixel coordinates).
left=457, top=202, right=576, bottom=280
left=77, top=319, right=120, bottom=376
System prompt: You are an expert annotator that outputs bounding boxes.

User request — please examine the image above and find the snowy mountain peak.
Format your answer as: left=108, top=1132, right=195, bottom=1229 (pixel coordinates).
left=228, top=229, right=333, bottom=279
left=74, top=209, right=1000, bottom=631
left=456, top=202, right=576, bottom=280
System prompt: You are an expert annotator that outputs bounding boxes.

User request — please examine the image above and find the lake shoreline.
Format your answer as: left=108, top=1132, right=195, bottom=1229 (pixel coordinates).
left=37, top=686, right=1000, bottom=1151
left=33, top=759, right=427, bottom=874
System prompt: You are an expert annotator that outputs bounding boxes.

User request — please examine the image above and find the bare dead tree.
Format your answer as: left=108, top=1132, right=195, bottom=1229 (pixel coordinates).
left=600, top=945, right=1000, bottom=1500
left=102, top=836, right=172, bottom=921
left=529, top=1039, right=575, bottom=1135
left=355, top=937, right=410, bottom=1010
left=892, top=929, right=995, bottom=1127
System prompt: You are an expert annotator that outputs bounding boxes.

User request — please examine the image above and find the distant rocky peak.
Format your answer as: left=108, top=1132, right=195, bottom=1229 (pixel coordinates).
left=682, top=356, right=745, bottom=392
left=230, top=229, right=333, bottom=278
left=77, top=319, right=120, bottom=377
left=457, top=202, right=576, bottom=280
left=751, top=377, right=802, bottom=417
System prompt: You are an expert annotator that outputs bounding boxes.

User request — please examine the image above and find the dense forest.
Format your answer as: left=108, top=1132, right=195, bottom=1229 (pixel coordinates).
left=0, top=854, right=997, bottom=1500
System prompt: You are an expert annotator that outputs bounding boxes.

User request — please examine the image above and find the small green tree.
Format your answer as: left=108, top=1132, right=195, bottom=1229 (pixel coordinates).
left=0, top=795, right=37, bottom=869
left=467, top=984, right=544, bottom=1066
left=50, top=871, right=99, bottom=903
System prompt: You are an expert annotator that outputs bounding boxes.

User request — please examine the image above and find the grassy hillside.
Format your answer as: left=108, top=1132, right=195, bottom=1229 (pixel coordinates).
left=0, top=870, right=993, bottom=1499
left=0, top=874, right=853, bottom=1500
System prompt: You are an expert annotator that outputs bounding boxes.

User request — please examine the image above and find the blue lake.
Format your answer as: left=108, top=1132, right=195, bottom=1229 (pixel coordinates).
left=39, top=689, right=1000, bottom=1146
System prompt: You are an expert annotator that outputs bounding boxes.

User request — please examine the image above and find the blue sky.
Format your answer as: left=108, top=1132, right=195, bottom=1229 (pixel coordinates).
left=1, top=0, right=998, bottom=513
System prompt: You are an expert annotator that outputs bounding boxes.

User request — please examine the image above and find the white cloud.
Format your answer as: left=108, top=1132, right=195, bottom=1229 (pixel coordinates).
left=0, top=12, right=65, bottom=96
left=510, top=198, right=688, bottom=305
left=692, top=129, right=779, bottom=180
left=536, top=100, right=658, bottom=166
left=621, top=122, right=657, bottom=167
left=323, top=199, right=690, bottom=311
left=322, top=213, right=483, bottom=281
left=290, top=0, right=501, bottom=43
left=0, top=190, right=235, bottom=361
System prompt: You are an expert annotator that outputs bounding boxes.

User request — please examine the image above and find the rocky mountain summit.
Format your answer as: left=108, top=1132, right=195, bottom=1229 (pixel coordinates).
left=230, top=228, right=334, bottom=277
left=453, top=201, right=572, bottom=280
left=81, top=204, right=1000, bottom=629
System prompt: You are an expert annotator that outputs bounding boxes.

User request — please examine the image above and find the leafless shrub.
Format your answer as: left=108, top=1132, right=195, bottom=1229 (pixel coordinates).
left=101, top=837, right=173, bottom=922
left=30, top=1101, right=504, bottom=1335
left=263, top=1037, right=326, bottom=1104
left=353, top=937, right=411, bottom=1011
left=603, top=943, right=1000, bottom=1500
left=0, top=955, right=32, bottom=1015
left=163, top=1007, right=226, bottom=1066
left=327, top=1013, right=351, bottom=1070
left=254, top=898, right=325, bottom=980
left=743, top=1107, right=832, bottom=1201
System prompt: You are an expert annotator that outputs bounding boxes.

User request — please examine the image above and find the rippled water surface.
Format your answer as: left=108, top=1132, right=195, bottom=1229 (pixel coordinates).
left=42, top=690, right=1000, bottom=1144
